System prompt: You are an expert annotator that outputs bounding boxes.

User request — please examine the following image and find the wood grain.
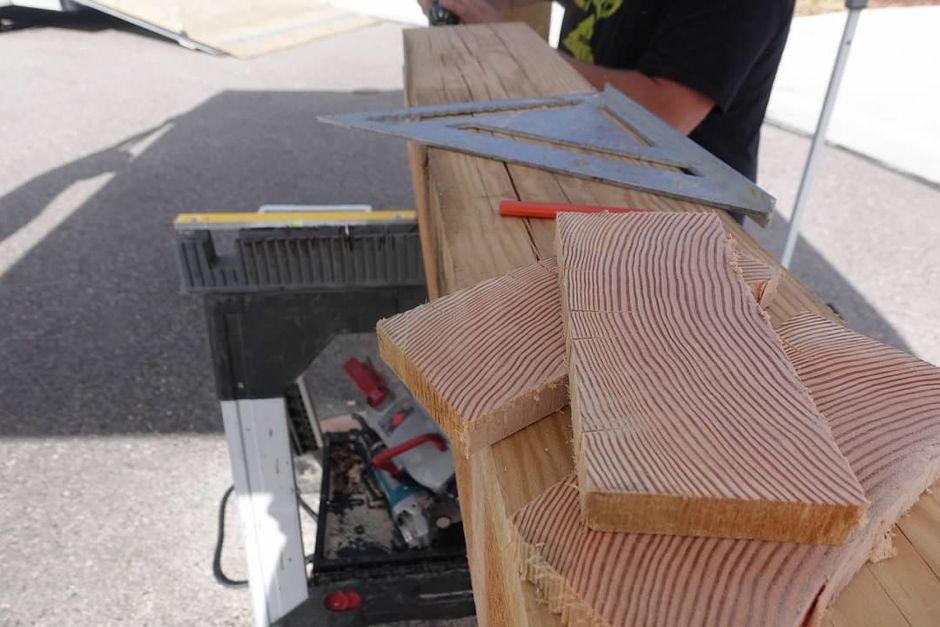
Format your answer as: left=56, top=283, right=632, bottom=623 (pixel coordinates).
left=377, top=259, right=568, bottom=456
left=379, top=244, right=779, bottom=457
left=403, top=22, right=940, bottom=626
left=557, top=212, right=867, bottom=542
left=510, top=312, right=940, bottom=626
left=736, top=243, right=781, bottom=308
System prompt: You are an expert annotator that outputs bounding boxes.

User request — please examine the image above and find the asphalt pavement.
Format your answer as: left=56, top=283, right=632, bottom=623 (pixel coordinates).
left=0, top=7, right=937, bottom=627
left=0, top=10, right=412, bottom=626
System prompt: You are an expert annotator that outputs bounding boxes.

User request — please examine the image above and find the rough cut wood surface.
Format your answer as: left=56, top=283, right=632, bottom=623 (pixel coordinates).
left=556, top=212, right=867, bottom=542
left=379, top=245, right=779, bottom=456
left=377, top=259, right=567, bottom=456
left=404, top=22, right=940, bottom=626
left=736, top=245, right=781, bottom=307
left=510, top=312, right=940, bottom=626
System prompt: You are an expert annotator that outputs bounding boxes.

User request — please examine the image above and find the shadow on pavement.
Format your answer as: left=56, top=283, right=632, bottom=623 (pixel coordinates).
left=746, top=212, right=912, bottom=356
left=0, top=89, right=413, bottom=437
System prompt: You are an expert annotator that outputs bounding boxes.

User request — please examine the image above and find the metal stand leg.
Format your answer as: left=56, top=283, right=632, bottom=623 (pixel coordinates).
left=221, top=398, right=307, bottom=626
left=781, top=5, right=864, bottom=268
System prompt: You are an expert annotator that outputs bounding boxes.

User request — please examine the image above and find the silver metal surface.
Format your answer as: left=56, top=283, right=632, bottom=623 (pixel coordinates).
left=781, top=8, right=863, bottom=267
left=220, top=398, right=308, bottom=626
left=321, top=85, right=776, bottom=223
left=361, top=378, right=455, bottom=496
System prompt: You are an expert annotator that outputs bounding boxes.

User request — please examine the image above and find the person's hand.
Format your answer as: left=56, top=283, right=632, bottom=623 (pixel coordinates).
left=416, top=0, right=504, bottom=24
left=443, top=0, right=503, bottom=23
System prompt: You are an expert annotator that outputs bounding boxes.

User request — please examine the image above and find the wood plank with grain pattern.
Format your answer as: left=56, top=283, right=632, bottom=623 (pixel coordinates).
left=557, top=212, right=866, bottom=542
left=736, top=242, right=781, bottom=307
left=510, top=313, right=940, bottom=626
left=378, top=259, right=567, bottom=456
left=378, top=246, right=780, bottom=456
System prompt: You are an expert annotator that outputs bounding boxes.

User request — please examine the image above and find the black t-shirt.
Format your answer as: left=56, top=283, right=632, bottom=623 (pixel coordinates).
left=560, top=0, right=795, bottom=181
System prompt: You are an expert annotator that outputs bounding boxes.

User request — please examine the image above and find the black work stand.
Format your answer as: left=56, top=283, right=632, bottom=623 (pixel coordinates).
left=177, top=223, right=452, bottom=625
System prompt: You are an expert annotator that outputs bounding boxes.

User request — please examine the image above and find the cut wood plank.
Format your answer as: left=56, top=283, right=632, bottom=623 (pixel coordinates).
left=780, top=311, right=940, bottom=616
left=736, top=242, right=781, bottom=308
left=510, top=312, right=940, bottom=626
left=556, top=212, right=867, bottom=542
left=379, top=243, right=780, bottom=456
left=377, top=259, right=568, bottom=457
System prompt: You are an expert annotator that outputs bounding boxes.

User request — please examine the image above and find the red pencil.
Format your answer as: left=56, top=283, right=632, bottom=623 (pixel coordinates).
left=499, top=199, right=649, bottom=220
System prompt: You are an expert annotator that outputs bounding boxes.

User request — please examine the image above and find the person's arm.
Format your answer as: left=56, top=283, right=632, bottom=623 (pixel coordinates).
left=415, top=0, right=713, bottom=135
left=628, top=0, right=794, bottom=138
left=560, top=54, right=714, bottom=135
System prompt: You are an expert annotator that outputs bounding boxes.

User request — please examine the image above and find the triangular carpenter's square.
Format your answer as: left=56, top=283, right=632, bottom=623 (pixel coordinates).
left=320, top=85, right=775, bottom=224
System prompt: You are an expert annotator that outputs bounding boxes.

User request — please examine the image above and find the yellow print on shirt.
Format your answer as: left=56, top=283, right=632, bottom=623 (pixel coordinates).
left=563, top=0, right=624, bottom=63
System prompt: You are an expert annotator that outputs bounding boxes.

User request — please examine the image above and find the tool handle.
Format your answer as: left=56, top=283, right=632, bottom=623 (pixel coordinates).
left=499, top=199, right=649, bottom=220
left=429, top=0, right=460, bottom=25
left=342, top=358, right=388, bottom=407
left=372, top=434, right=448, bottom=477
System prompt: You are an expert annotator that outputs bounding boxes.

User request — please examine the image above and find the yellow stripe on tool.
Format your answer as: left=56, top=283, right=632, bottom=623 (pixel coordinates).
left=174, top=210, right=416, bottom=231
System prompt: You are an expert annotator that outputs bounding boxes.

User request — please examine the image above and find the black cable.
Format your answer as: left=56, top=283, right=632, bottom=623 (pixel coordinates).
left=214, top=485, right=320, bottom=590
left=213, top=485, right=249, bottom=589
left=298, top=493, right=319, bottom=522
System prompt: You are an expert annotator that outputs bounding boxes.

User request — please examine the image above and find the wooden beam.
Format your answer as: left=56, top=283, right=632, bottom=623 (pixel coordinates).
left=510, top=313, right=940, bottom=626
left=402, top=22, right=940, bottom=625
left=557, top=212, right=866, bottom=542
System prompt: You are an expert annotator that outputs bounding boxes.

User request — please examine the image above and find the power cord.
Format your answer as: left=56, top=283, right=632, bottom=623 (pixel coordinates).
left=213, top=485, right=319, bottom=590
left=297, top=493, right=319, bottom=522
left=213, top=486, right=248, bottom=588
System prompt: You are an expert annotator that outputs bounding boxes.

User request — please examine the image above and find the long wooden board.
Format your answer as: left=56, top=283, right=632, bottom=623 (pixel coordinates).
left=557, top=211, right=866, bottom=542
left=510, top=312, right=940, bottom=626
left=403, top=22, right=940, bottom=626
left=378, top=248, right=780, bottom=456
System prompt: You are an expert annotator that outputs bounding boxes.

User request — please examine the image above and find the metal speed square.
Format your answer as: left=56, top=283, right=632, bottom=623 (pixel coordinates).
left=320, top=85, right=775, bottom=224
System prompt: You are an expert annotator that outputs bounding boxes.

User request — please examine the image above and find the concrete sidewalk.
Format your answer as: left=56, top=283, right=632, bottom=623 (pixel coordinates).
left=768, top=6, right=940, bottom=185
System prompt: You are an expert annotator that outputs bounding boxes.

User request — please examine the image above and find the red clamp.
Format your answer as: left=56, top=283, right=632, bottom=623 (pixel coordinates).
left=372, top=434, right=448, bottom=477
left=342, top=357, right=388, bottom=407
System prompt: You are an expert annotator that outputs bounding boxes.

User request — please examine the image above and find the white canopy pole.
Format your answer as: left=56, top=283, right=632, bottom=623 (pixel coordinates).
left=780, top=0, right=867, bottom=268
